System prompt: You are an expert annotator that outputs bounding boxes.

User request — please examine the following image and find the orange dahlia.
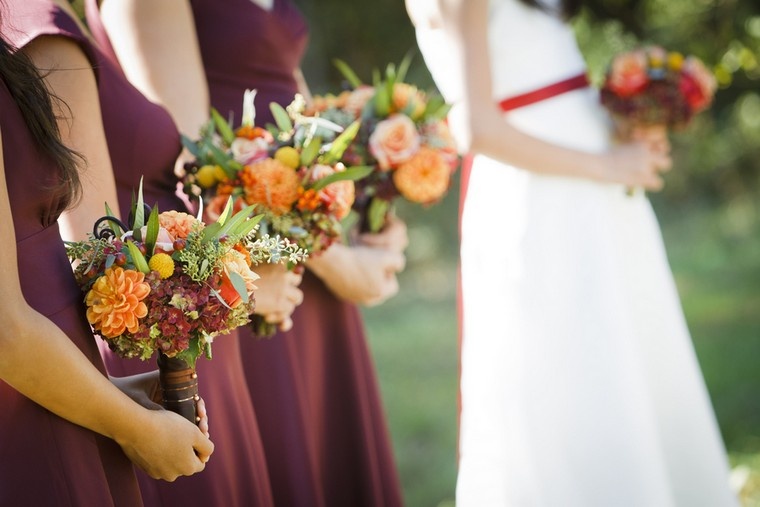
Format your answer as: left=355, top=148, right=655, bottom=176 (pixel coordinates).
left=393, top=146, right=451, bottom=204
left=159, top=211, right=201, bottom=240
left=240, top=158, right=300, bottom=215
left=85, top=266, right=151, bottom=338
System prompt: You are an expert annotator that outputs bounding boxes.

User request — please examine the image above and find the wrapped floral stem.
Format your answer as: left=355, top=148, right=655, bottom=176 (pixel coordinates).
left=157, top=353, right=199, bottom=424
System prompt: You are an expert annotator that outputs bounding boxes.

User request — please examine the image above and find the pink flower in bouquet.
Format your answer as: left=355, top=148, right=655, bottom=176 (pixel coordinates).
left=86, top=266, right=151, bottom=338
left=159, top=211, right=201, bottom=240
left=344, top=86, right=376, bottom=117
left=680, top=56, right=717, bottom=112
left=231, top=136, right=270, bottom=166
left=392, top=146, right=451, bottom=204
left=219, top=249, right=259, bottom=308
left=310, top=164, right=356, bottom=220
left=240, top=158, right=300, bottom=215
left=608, top=50, right=649, bottom=97
left=369, top=114, right=421, bottom=170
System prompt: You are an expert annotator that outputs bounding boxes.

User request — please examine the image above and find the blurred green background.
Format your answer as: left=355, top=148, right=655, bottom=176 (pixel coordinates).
left=294, top=1, right=760, bottom=506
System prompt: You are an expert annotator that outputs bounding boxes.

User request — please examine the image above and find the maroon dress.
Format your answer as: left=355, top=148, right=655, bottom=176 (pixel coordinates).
left=190, top=1, right=404, bottom=505
left=12, top=2, right=274, bottom=506
left=0, top=12, right=142, bottom=507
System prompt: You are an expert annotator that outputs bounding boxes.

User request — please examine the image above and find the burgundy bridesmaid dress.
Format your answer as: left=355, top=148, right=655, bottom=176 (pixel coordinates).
left=188, top=1, right=404, bottom=505
left=0, top=13, right=142, bottom=507
left=10, top=2, right=274, bottom=506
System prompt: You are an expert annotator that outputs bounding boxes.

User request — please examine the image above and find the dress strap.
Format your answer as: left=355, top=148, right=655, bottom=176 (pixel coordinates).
left=498, top=72, right=589, bottom=112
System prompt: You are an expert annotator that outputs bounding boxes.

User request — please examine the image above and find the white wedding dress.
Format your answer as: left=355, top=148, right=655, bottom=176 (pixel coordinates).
left=416, top=1, right=739, bottom=505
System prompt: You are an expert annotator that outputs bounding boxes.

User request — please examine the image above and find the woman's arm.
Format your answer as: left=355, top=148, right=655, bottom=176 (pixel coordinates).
left=23, top=34, right=121, bottom=241
left=0, top=129, right=212, bottom=480
left=440, top=0, right=670, bottom=191
left=99, top=0, right=209, bottom=137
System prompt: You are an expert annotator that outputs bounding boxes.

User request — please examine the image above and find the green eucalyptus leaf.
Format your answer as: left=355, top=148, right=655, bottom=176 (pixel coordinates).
left=145, top=206, right=160, bottom=256
left=396, top=52, right=414, bottom=83
left=321, top=120, right=360, bottom=165
left=229, top=271, right=250, bottom=304
left=311, top=165, right=373, bottom=191
left=300, top=136, right=322, bottom=166
left=270, top=102, right=293, bottom=133
left=211, top=107, right=235, bottom=146
left=367, top=197, right=390, bottom=234
left=126, top=241, right=150, bottom=274
left=181, top=134, right=201, bottom=159
left=133, top=178, right=145, bottom=231
left=332, top=58, right=363, bottom=89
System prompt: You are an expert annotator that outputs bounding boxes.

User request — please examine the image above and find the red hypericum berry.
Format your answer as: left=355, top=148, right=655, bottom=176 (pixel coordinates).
left=218, top=235, right=229, bottom=244
left=137, top=243, right=147, bottom=255
left=173, top=238, right=186, bottom=251
left=114, top=252, right=127, bottom=266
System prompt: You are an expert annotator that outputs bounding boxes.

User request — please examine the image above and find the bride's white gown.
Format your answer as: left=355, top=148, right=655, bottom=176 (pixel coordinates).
left=417, top=1, right=738, bottom=505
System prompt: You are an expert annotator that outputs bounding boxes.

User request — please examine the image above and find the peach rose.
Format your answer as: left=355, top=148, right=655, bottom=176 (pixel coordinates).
left=369, top=114, right=421, bottom=171
left=86, top=266, right=150, bottom=338
left=231, top=136, right=270, bottom=165
left=392, top=83, right=426, bottom=119
left=608, top=50, right=649, bottom=97
left=219, top=249, right=259, bottom=308
left=392, top=146, right=450, bottom=204
left=159, top=210, right=201, bottom=240
left=344, top=86, right=376, bottom=118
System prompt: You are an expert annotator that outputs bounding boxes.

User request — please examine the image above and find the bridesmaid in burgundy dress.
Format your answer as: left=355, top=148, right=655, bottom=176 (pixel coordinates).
left=92, top=0, right=408, bottom=505
left=8, top=1, right=273, bottom=505
left=0, top=9, right=211, bottom=507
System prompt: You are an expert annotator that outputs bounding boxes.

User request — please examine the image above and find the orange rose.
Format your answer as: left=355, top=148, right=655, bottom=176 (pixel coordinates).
left=608, top=50, right=649, bottom=97
left=86, top=266, right=150, bottom=338
left=369, top=114, right=421, bottom=170
left=219, top=250, right=259, bottom=308
left=310, top=164, right=356, bottom=220
left=392, top=146, right=450, bottom=204
left=240, top=158, right=300, bottom=215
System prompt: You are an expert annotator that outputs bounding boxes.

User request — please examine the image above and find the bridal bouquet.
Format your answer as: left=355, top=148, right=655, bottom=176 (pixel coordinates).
left=298, top=58, right=459, bottom=233
left=66, top=185, right=300, bottom=422
left=181, top=90, right=367, bottom=335
left=600, top=46, right=717, bottom=135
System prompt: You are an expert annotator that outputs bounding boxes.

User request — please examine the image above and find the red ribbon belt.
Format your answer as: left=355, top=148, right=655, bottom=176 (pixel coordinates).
left=497, top=72, right=589, bottom=112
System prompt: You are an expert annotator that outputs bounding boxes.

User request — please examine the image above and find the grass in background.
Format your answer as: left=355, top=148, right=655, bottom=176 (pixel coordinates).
left=363, top=196, right=760, bottom=507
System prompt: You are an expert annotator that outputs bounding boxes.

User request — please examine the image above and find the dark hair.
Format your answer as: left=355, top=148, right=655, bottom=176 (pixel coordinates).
left=0, top=33, right=83, bottom=207
left=519, top=0, right=582, bottom=20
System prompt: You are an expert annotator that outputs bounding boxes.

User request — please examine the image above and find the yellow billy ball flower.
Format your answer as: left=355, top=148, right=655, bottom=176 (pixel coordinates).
left=148, top=253, right=175, bottom=279
left=274, top=146, right=301, bottom=169
left=213, top=165, right=229, bottom=182
left=668, top=52, right=684, bottom=71
left=196, top=165, right=218, bottom=189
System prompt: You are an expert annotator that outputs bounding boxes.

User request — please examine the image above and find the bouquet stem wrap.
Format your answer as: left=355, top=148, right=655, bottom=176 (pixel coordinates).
left=157, top=353, right=199, bottom=425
